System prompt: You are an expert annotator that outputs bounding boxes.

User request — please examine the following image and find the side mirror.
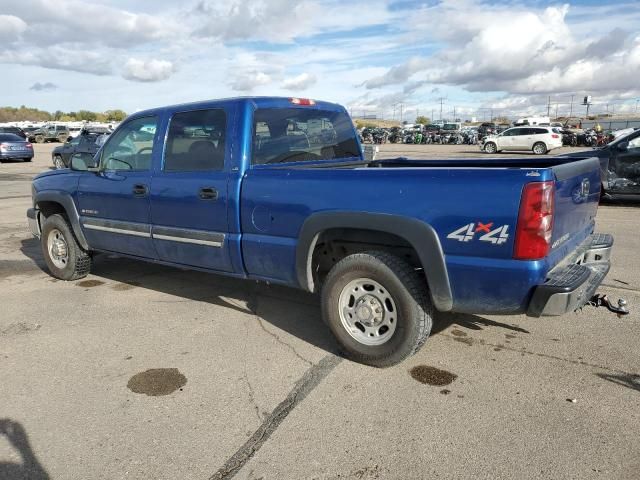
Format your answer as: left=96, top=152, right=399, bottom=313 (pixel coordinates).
left=617, top=141, right=629, bottom=152
left=66, top=136, right=73, bottom=142
left=70, top=152, right=99, bottom=171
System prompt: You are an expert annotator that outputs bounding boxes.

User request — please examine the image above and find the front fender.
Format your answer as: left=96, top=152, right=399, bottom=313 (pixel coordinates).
left=34, top=191, right=89, bottom=250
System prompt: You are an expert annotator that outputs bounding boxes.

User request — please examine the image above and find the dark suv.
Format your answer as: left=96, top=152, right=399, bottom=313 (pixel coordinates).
left=52, top=130, right=109, bottom=169
left=30, top=125, right=70, bottom=143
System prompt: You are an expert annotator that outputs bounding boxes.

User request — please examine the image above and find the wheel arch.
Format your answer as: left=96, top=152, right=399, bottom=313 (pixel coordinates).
left=35, top=191, right=89, bottom=250
left=296, top=212, right=453, bottom=311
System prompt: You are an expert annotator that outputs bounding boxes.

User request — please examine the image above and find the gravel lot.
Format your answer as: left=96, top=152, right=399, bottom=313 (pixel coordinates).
left=1, top=143, right=638, bottom=480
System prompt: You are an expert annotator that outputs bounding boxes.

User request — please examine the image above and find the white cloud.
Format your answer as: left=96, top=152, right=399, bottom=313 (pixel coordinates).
left=364, top=1, right=640, bottom=100
left=122, top=58, right=175, bottom=82
left=231, top=71, right=272, bottom=91
left=0, top=14, right=27, bottom=41
left=282, top=72, right=316, bottom=90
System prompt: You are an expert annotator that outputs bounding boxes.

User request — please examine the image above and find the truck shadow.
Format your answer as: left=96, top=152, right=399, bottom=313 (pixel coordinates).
left=20, top=238, right=528, bottom=357
left=0, top=418, right=50, bottom=480
left=432, top=312, right=530, bottom=335
left=596, top=373, right=640, bottom=393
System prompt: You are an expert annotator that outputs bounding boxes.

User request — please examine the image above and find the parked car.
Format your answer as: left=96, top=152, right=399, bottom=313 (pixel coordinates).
left=0, top=126, right=27, bottom=139
left=557, top=128, right=640, bottom=198
left=27, top=96, right=611, bottom=367
left=0, top=133, right=34, bottom=162
left=51, top=131, right=109, bottom=169
left=481, top=126, right=563, bottom=155
left=30, top=125, right=70, bottom=143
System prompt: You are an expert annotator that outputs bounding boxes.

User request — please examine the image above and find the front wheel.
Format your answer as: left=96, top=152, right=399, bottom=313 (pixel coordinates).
left=41, top=214, right=91, bottom=280
left=53, top=155, right=65, bottom=169
left=532, top=142, right=547, bottom=155
left=484, top=142, right=497, bottom=154
left=321, top=251, right=433, bottom=367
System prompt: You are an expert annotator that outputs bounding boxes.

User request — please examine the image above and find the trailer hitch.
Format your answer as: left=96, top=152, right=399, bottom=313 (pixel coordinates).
left=587, top=294, right=630, bottom=317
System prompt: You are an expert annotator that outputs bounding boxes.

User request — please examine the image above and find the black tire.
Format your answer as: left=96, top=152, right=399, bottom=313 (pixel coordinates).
left=484, top=142, right=497, bottom=154
left=321, top=251, right=433, bottom=367
left=532, top=142, right=547, bottom=155
left=41, top=214, right=91, bottom=280
left=35, top=135, right=45, bottom=144
left=23, top=158, right=32, bottom=162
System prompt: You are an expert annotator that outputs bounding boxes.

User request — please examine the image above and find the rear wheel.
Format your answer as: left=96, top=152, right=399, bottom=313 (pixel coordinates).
left=23, top=157, right=32, bottom=162
left=41, top=214, right=91, bottom=280
left=321, top=251, right=433, bottom=367
left=532, top=142, right=547, bottom=155
left=484, top=142, right=497, bottom=154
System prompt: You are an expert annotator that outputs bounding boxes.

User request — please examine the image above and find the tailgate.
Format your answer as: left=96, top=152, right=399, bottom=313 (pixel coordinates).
left=547, top=157, right=601, bottom=266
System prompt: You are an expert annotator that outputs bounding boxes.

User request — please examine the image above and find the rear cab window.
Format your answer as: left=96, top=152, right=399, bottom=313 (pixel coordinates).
left=252, top=108, right=359, bottom=165
left=164, top=109, right=227, bottom=172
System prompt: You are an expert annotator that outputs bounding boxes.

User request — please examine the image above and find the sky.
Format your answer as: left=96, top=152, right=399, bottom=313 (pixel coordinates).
left=1, top=0, right=640, bottom=121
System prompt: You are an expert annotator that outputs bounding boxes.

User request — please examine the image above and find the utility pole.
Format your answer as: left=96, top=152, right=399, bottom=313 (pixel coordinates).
left=453, top=106, right=456, bottom=121
left=554, top=103, right=558, bottom=120
left=569, top=95, right=574, bottom=118
left=400, top=103, right=404, bottom=123
left=547, top=96, right=551, bottom=117
left=439, top=97, right=445, bottom=121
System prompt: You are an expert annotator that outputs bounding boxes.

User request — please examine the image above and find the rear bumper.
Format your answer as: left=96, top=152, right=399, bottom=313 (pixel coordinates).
left=27, top=208, right=41, bottom=238
left=527, top=233, right=612, bottom=317
left=0, top=151, right=34, bottom=159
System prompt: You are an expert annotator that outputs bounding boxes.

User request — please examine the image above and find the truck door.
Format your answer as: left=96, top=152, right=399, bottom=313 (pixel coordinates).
left=77, top=115, right=159, bottom=258
left=149, top=107, right=233, bottom=272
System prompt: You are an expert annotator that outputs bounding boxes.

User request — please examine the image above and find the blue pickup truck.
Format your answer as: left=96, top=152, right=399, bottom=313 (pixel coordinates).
left=27, top=97, right=612, bottom=366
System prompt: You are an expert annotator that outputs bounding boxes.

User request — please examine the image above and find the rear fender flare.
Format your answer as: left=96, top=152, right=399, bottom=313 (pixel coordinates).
left=296, top=212, right=453, bottom=311
left=35, top=191, right=89, bottom=250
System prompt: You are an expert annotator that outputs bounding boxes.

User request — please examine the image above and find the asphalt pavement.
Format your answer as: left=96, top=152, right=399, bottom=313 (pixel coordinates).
left=0, top=143, right=638, bottom=480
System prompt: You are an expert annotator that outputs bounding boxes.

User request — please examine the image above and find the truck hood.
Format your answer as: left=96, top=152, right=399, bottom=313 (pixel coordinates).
left=33, top=168, right=71, bottom=180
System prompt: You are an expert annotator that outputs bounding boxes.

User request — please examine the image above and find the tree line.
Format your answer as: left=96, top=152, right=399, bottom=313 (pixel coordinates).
left=0, top=105, right=127, bottom=123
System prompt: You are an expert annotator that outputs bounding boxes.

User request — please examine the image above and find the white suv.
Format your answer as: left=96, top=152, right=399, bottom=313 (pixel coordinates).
left=481, top=126, right=562, bottom=155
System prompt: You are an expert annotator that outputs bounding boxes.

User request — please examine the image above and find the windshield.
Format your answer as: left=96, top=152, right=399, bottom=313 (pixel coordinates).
left=252, top=108, right=360, bottom=165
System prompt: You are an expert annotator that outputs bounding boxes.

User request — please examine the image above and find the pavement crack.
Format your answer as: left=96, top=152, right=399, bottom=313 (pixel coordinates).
left=249, top=293, right=314, bottom=366
left=243, top=322, right=263, bottom=422
left=209, top=354, right=342, bottom=480
left=600, top=282, right=640, bottom=294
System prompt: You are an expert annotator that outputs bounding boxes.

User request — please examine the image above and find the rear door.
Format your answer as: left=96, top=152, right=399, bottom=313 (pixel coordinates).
left=149, top=107, right=233, bottom=272
left=77, top=115, right=159, bottom=258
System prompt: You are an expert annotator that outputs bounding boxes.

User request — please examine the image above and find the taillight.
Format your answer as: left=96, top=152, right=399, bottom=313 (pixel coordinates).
left=551, top=134, right=560, bottom=139
left=290, top=97, right=315, bottom=106
left=26, top=142, right=32, bottom=148
left=0, top=143, right=6, bottom=151
left=514, top=181, right=554, bottom=260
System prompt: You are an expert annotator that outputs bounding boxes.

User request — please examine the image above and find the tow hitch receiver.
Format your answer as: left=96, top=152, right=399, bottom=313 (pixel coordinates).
left=587, top=294, right=630, bottom=317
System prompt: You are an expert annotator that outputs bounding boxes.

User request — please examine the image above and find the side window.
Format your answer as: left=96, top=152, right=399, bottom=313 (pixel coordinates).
left=502, top=129, right=516, bottom=136
left=100, top=116, right=157, bottom=171
left=69, top=136, right=81, bottom=146
left=164, top=109, right=226, bottom=172
left=628, top=137, right=640, bottom=149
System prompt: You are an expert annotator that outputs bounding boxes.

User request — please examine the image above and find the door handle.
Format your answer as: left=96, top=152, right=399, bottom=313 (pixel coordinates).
left=198, top=187, right=218, bottom=200
left=132, top=184, right=148, bottom=197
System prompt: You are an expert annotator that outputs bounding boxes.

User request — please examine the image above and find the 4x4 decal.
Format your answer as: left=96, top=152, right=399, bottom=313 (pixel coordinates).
left=447, top=222, right=510, bottom=245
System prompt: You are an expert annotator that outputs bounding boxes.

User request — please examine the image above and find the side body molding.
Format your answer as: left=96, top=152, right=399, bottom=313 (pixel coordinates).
left=296, top=212, right=453, bottom=312
left=35, top=191, right=90, bottom=250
